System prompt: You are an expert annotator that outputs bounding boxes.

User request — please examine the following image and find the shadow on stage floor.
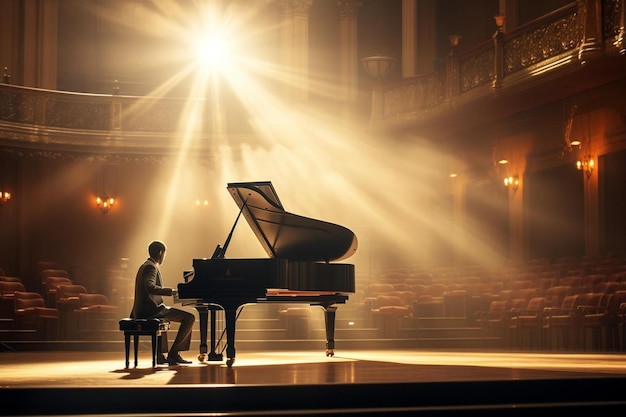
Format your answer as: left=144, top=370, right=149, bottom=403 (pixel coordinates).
left=2, top=348, right=626, bottom=415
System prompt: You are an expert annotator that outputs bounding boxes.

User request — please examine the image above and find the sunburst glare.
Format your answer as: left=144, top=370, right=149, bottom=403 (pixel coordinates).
left=88, top=0, right=505, bottom=276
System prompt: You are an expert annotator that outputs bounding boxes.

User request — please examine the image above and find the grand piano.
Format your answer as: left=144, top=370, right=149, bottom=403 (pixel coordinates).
left=176, top=181, right=357, bottom=367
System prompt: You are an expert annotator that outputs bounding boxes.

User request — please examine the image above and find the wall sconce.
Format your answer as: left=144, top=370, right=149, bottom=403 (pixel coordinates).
left=504, top=175, right=519, bottom=191
left=95, top=196, right=115, bottom=213
left=0, top=190, right=11, bottom=205
left=577, top=155, right=594, bottom=179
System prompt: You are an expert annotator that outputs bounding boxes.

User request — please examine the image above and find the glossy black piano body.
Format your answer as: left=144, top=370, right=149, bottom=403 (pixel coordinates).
left=177, top=181, right=357, bottom=366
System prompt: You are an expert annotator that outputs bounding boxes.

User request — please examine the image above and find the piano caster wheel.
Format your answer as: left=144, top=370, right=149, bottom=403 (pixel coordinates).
left=198, top=354, right=206, bottom=363
left=226, top=358, right=235, bottom=367
left=326, top=349, right=334, bottom=357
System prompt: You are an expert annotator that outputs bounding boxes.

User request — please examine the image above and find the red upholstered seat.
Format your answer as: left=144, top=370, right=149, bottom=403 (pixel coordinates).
left=372, top=295, right=411, bottom=338
left=0, top=281, right=26, bottom=318
left=14, top=291, right=59, bottom=339
left=76, top=293, right=119, bottom=336
left=509, top=297, right=547, bottom=349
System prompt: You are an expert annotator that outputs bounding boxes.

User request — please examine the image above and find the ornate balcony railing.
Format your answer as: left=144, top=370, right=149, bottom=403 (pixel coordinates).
left=0, top=80, right=262, bottom=159
left=371, top=0, right=625, bottom=125
left=1, top=0, right=624, bottom=158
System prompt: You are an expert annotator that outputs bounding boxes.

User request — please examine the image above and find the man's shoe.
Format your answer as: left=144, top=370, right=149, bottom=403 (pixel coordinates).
left=156, top=354, right=168, bottom=365
left=167, top=352, right=192, bottom=365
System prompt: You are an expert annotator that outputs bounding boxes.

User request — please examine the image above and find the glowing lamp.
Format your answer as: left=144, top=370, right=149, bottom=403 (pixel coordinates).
left=96, top=196, right=115, bottom=213
left=0, top=190, right=11, bottom=205
left=494, top=15, right=506, bottom=31
left=504, top=175, right=519, bottom=191
left=576, top=155, right=594, bottom=179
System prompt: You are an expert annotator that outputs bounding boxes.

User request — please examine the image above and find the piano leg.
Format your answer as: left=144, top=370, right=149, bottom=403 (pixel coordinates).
left=194, top=305, right=223, bottom=362
left=208, top=306, right=224, bottom=361
left=322, top=304, right=338, bottom=357
left=224, top=306, right=238, bottom=367
left=194, top=305, right=209, bottom=362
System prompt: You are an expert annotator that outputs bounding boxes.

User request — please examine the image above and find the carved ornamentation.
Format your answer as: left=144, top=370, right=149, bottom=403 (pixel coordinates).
left=503, top=10, right=583, bottom=76
left=46, top=99, right=110, bottom=130
left=603, top=0, right=622, bottom=39
left=0, top=146, right=176, bottom=164
left=0, top=90, right=36, bottom=123
left=459, top=49, right=495, bottom=93
left=123, top=103, right=183, bottom=132
left=382, top=75, right=444, bottom=119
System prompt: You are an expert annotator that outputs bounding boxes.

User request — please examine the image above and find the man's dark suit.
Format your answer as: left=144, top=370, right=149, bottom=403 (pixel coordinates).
left=131, top=258, right=194, bottom=355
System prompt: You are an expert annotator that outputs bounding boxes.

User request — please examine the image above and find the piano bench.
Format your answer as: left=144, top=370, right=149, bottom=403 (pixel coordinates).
left=119, top=318, right=170, bottom=368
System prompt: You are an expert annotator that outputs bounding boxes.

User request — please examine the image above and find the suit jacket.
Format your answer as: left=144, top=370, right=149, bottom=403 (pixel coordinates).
left=130, top=257, right=173, bottom=318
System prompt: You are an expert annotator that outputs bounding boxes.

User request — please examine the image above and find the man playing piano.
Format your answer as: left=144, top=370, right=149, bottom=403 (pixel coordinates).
left=131, top=240, right=195, bottom=365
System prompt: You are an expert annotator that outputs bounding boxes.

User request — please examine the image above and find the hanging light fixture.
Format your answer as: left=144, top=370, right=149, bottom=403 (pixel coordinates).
left=94, top=165, right=117, bottom=214
left=95, top=196, right=115, bottom=213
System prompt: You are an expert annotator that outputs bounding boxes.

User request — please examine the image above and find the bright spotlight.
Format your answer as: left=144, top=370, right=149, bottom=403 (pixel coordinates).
left=192, top=32, right=234, bottom=73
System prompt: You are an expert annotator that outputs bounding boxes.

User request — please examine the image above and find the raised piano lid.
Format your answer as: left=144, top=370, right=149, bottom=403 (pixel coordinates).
left=227, top=181, right=358, bottom=262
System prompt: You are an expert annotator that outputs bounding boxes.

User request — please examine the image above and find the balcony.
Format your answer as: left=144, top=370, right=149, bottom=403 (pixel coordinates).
left=0, top=1, right=625, bottom=157
left=369, top=0, right=626, bottom=137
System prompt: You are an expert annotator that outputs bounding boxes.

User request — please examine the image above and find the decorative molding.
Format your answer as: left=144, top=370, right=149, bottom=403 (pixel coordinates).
left=503, top=6, right=582, bottom=76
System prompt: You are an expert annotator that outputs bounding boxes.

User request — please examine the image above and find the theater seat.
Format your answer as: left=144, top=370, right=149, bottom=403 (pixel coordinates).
left=76, top=293, right=119, bottom=338
left=0, top=281, right=26, bottom=319
left=55, top=284, right=88, bottom=339
left=14, top=291, right=59, bottom=339
left=373, top=295, right=411, bottom=338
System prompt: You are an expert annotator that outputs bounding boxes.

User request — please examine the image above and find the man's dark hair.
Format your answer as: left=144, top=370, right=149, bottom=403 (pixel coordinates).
left=148, top=240, right=166, bottom=258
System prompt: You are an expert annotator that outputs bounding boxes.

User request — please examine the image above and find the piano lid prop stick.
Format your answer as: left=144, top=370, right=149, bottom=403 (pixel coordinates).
left=215, top=193, right=250, bottom=259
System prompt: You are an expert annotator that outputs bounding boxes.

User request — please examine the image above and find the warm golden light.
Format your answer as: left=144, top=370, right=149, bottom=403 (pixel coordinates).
left=494, top=15, right=506, bottom=30
left=86, top=1, right=507, bottom=270
left=0, top=190, right=11, bottom=204
left=577, top=155, right=594, bottom=179
left=96, top=196, right=115, bottom=214
left=191, top=30, right=237, bottom=74
left=195, top=199, right=210, bottom=207
left=504, top=175, right=519, bottom=191
left=448, top=34, right=461, bottom=47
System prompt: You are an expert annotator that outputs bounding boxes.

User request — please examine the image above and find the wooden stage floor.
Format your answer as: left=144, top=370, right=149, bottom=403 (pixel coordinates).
left=2, top=348, right=626, bottom=415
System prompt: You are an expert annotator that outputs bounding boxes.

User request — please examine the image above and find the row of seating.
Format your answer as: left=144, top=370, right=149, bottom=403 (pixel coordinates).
left=479, top=291, right=626, bottom=351
left=372, top=253, right=626, bottom=286
left=363, top=254, right=626, bottom=348
left=0, top=271, right=118, bottom=340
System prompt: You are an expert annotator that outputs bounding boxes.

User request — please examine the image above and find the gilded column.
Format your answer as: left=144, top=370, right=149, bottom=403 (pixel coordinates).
left=278, top=0, right=313, bottom=101
left=337, top=1, right=361, bottom=102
